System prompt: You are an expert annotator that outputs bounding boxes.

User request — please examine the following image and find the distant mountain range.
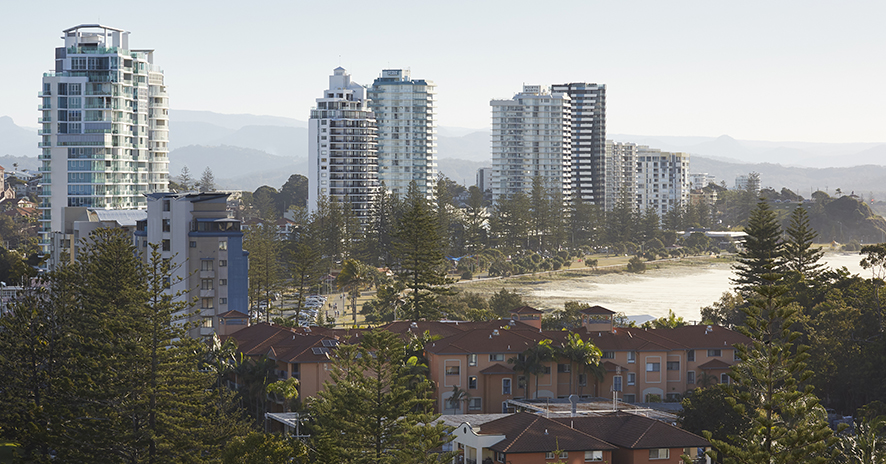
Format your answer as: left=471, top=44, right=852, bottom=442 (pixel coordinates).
left=2, top=111, right=884, bottom=197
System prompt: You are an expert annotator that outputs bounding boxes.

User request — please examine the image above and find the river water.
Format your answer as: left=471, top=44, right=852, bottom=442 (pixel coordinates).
left=526, top=252, right=871, bottom=323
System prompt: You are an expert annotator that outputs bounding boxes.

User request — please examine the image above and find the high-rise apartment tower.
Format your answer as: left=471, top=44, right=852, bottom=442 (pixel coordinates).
left=308, top=67, right=379, bottom=223
left=38, top=24, right=169, bottom=256
left=368, top=69, right=437, bottom=198
left=550, top=83, right=606, bottom=206
left=490, top=85, right=572, bottom=203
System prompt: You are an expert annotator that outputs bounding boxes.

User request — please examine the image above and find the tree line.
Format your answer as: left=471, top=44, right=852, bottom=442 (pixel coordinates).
left=678, top=200, right=886, bottom=462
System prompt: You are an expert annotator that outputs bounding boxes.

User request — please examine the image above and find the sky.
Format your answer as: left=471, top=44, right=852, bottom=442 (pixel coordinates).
left=2, top=0, right=884, bottom=143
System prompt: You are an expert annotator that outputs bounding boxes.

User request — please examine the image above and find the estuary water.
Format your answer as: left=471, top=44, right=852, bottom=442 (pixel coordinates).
left=525, top=252, right=870, bottom=322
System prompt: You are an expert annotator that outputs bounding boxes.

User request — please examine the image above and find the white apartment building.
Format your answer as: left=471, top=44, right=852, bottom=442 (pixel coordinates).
left=604, top=141, right=639, bottom=211
left=551, top=83, right=606, bottom=205
left=636, top=146, right=690, bottom=217
left=38, top=25, right=169, bottom=259
left=368, top=69, right=437, bottom=198
left=490, top=85, right=572, bottom=203
left=689, top=173, right=716, bottom=190
left=308, top=67, right=379, bottom=223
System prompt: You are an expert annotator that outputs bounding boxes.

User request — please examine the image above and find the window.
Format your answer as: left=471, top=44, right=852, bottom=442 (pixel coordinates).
left=502, top=378, right=511, bottom=395
left=578, top=373, right=587, bottom=386
left=468, top=376, right=477, bottom=389
left=468, top=398, right=481, bottom=410
left=162, top=219, right=170, bottom=232
left=628, top=351, right=636, bottom=363
left=646, top=362, right=661, bottom=372
left=649, top=449, right=669, bottom=459
left=708, top=349, right=722, bottom=357
left=687, top=350, right=695, bottom=361
left=687, top=371, right=695, bottom=384
left=201, top=317, right=213, bottom=328
left=219, top=240, right=227, bottom=251
left=201, top=298, right=213, bottom=309
left=612, top=376, right=622, bottom=392
left=627, top=372, right=635, bottom=385
left=557, top=363, right=571, bottom=373
left=623, top=394, right=636, bottom=403
left=489, top=354, right=505, bottom=362
left=545, top=452, right=555, bottom=459
left=734, top=350, right=741, bottom=361
left=201, top=279, right=213, bottom=290
left=189, top=241, right=196, bottom=248
left=543, top=366, right=551, bottom=375
left=201, top=260, right=214, bottom=272
left=162, top=239, right=170, bottom=252
left=220, top=298, right=227, bottom=305
left=601, top=351, right=615, bottom=359
left=496, top=452, right=505, bottom=463
left=468, top=354, right=477, bottom=366
left=163, top=200, right=170, bottom=211
left=219, top=260, right=227, bottom=267
left=560, top=451, right=568, bottom=459
left=445, top=366, right=459, bottom=376
left=721, top=373, right=730, bottom=384
left=219, top=279, right=227, bottom=286
left=585, top=450, right=603, bottom=461
left=667, top=361, right=680, bottom=371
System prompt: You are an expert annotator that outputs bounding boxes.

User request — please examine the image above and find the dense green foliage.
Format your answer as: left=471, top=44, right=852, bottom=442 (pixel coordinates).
left=309, top=329, right=454, bottom=464
left=0, top=229, right=250, bottom=462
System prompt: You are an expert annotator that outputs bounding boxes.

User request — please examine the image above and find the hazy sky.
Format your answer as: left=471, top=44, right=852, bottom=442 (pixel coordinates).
left=3, top=0, right=884, bottom=143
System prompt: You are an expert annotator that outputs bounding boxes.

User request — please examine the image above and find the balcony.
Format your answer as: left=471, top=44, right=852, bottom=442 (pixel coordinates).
left=200, top=270, right=215, bottom=279
left=38, top=91, right=51, bottom=97
left=200, top=289, right=216, bottom=298
left=38, top=117, right=51, bottom=123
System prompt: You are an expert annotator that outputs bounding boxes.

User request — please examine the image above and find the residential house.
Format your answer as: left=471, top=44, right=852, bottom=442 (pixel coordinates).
left=449, top=411, right=710, bottom=464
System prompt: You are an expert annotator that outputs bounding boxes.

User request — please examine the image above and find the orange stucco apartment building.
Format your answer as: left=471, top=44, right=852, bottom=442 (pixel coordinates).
left=224, top=305, right=748, bottom=414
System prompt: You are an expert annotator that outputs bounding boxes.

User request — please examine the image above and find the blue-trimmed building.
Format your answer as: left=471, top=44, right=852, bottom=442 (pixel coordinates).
left=134, top=192, right=248, bottom=338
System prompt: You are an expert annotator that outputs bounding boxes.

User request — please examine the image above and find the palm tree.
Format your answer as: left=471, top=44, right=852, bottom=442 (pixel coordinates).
left=508, top=354, right=532, bottom=399
left=559, top=333, right=603, bottom=395
left=839, top=416, right=886, bottom=463
left=447, top=385, right=470, bottom=414
left=335, top=259, right=377, bottom=324
left=513, top=339, right=555, bottom=399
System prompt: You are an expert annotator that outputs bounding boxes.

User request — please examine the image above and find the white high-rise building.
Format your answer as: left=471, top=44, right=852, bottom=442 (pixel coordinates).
left=38, top=24, right=169, bottom=257
left=551, top=83, right=606, bottom=205
left=490, top=85, right=572, bottom=203
left=604, top=141, right=639, bottom=211
left=636, top=146, right=690, bottom=217
left=308, top=67, right=379, bottom=222
left=368, top=69, right=437, bottom=198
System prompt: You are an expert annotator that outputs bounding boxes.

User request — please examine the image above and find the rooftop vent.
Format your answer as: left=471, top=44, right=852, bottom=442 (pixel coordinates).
left=493, top=329, right=500, bottom=336
left=410, top=322, right=418, bottom=328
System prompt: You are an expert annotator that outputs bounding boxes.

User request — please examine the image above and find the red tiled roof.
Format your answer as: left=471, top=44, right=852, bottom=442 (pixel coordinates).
left=555, top=413, right=710, bottom=449
left=480, top=363, right=514, bottom=375
left=218, top=310, right=249, bottom=318
left=697, top=359, right=732, bottom=370
left=510, top=306, right=543, bottom=315
left=427, top=327, right=572, bottom=356
left=646, top=324, right=751, bottom=350
left=601, top=361, right=629, bottom=372
left=583, top=325, right=750, bottom=353
left=224, top=322, right=340, bottom=363
left=379, top=320, right=468, bottom=339
left=480, top=412, right=616, bottom=453
left=580, top=305, right=615, bottom=315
